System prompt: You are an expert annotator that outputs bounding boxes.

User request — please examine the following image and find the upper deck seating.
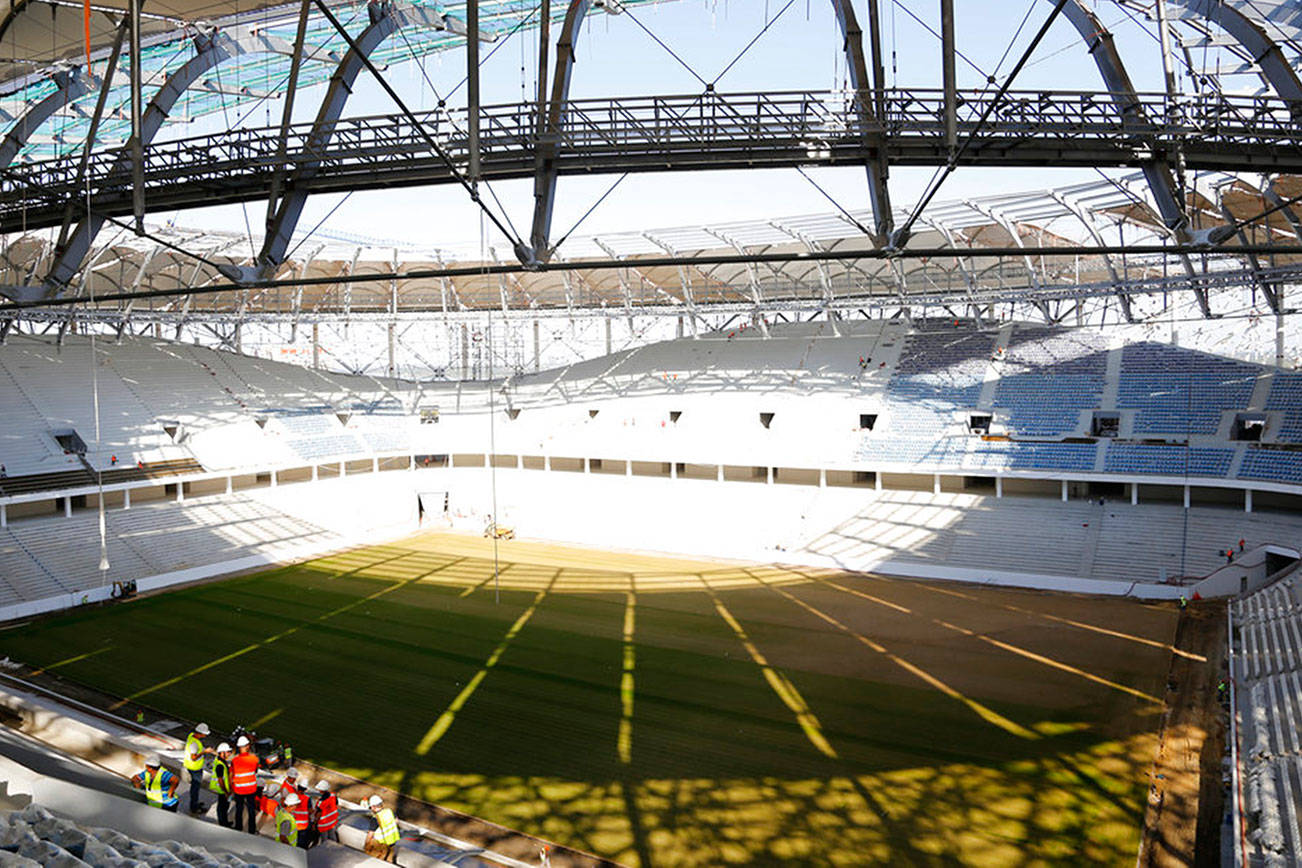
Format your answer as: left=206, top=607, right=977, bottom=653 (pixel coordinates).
left=1118, top=343, right=1257, bottom=435
left=993, top=327, right=1107, bottom=436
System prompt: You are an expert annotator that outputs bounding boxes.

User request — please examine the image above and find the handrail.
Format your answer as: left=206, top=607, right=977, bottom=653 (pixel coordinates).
left=1, top=86, right=1298, bottom=219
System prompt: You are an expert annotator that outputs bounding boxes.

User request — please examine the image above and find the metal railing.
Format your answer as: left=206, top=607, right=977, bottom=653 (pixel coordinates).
left=1, top=87, right=1298, bottom=228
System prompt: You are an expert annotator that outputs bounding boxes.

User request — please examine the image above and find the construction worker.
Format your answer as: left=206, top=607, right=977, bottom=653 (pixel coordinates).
left=314, top=780, right=340, bottom=843
left=275, top=792, right=300, bottom=847
left=131, top=754, right=179, bottom=811
left=231, top=735, right=262, bottom=833
left=267, top=767, right=299, bottom=818
left=292, top=779, right=314, bottom=849
left=183, top=722, right=214, bottom=814
left=366, top=794, right=401, bottom=863
left=209, top=742, right=233, bottom=827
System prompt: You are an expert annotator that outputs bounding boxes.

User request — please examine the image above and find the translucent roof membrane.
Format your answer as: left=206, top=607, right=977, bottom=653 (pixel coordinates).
left=0, top=0, right=667, bottom=162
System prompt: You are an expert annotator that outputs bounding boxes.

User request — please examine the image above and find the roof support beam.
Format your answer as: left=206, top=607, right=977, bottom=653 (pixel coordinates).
left=255, top=2, right=464, bottom=278
left=1053, top=0, right=1190, bottom=239
left=1048, top=191, right=1135, bottom=322
left=527, top=0, right=893, bottom=262
left=0, top=65, right=98, bottom=168
left=38, top=27, right=295, bottom=296
left=1169, top=0, right=1302, bottom=117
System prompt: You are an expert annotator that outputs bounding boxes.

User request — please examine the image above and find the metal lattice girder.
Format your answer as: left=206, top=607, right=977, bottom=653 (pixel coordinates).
left=8, top=84, right=1300, bottom=239
left=34, top=26, right=295, bottom=298
left=527, top=0, right=896, bottom=264
left=1054, top=0, right=1190, bottom=239
left=0, top=66, right=98, bottom=168
left=256, top=2, right=463, bottom=278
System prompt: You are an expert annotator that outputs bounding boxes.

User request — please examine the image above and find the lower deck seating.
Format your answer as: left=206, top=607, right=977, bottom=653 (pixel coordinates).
left=1231, top=577, right=1302, bottom=866
left=0, top=492, right=340, bottom=603
left=0, top=802, right=260, bottom=868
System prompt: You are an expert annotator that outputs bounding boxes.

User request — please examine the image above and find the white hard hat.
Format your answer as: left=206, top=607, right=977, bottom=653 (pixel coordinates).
left=195, top=723, right=210, bottom=736
left=314, top=780, right=331, bottom=793
left=216, top=742, right=231, bottom=754
left=236, top=735, right=250, bottom=747
left=285, top=767, right=298, bottom=778
left=299, top=780, right=312, bottom=792
left=144, top=753, right=161, bottom=767
left=285, top=793, right=300, bottom=807
left=368, top=794, right=383, bottom=809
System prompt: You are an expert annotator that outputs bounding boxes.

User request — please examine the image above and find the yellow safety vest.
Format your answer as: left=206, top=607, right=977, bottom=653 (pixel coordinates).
left=208, top=757, right=230, bottom=794
left=184, top=733, right=205, bottom=772
left=374, top=808, right=400, bottom=845
left=142, top=768, right=175, bottom=807
left=275, top=808, right=297, bottom=847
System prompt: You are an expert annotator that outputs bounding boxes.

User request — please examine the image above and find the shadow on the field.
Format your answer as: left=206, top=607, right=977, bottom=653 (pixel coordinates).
left=0, top=545, right=1174, bottom=866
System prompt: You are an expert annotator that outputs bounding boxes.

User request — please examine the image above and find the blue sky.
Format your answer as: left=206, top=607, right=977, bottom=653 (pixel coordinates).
left=170, top=0, right=1178, bottom=254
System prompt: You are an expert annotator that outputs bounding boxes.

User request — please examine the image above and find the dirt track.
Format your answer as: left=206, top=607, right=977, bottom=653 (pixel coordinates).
left=1136, top=601, right=1227, bottom=868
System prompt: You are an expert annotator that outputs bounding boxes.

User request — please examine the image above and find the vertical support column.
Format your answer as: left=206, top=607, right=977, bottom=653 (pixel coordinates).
left=605, top=318, right=612, bottom=356
left=226, top=475, right=233, bottom=494
left=533, top=319, right=541, bottom=372
left=933, top=474, right=941, bottom=495
left=940, top=0, right=957, bottom=155
left=874, top=471, right=882, bottom=492
left=671, top=462, right=678, bottom=480
left=175, top=483, right=184, bottom=503
left=372, top=457, right=379, bottom=473
left=767, top=466, right=774, bottom=485
left=269, top=471, right=277, bottom=489
left=1246, top=489, right=1254, bottom=514
left=339, top=461, right=345, bottom=477
left=1060, top=479, right=1068, bottom=502
left=544, top=455, right=552, bottom=471
left=1183, top=484, right=1190, bottom=509
left=312, top=322, right=320, bottom=370
left=584, top=458, right=590, bottom=474
left=128, top=0, right=144, bottom=232
left=467, top=0, right=481, bottom=182
left=536, top=0, right=551, bottom=135
left=1, top=504, right=7, bottom=527
left=387, top=322, right=396, bottom=378
left=1278, top=311, right=1287, bottom=368
left=625, top=460, right=632, bottom=477
left=312, top=464, right=319, bottom=481
left=717, top=465, right=724, bottom=483
left=995, top=475, right=1003, bottom=498
left=1131, top=483, right=1138, bottom=505
left=123, top=488, right=131, bottom=510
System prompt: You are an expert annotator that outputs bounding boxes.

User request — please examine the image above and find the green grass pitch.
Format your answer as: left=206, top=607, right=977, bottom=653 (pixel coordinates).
left=0, top=533, right=1178, bottom=866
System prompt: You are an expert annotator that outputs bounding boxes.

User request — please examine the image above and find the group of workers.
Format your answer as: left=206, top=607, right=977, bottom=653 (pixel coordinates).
left=130, top=723, right=401, bottom=862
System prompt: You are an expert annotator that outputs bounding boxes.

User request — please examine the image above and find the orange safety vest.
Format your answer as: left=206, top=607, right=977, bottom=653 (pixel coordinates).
left=231, top=753, right=260, bottom=794
left=293, top=793, right=311, bottom=830
left=316, top=794, right=339, bottom=831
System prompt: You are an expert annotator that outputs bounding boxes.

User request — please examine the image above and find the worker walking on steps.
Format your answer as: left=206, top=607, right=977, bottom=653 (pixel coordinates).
left=209, top=742, right=233, bottom=827
left=230, top=735, right=263, bottom=834
left=132, top=753, right=179, bottom=811
left=184, top=722, right=214, bottom=814
left=275, top=792, right=300, bottom=847
left=366, top=794, right=401, bottom=863
left=314, top=780, right=339, bottom=843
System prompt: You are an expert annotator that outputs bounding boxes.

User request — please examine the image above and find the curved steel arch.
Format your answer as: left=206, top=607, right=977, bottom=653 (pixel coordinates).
left=526, top=0, right=894, bottom=264
left=1167, top=0, right=1302, bottom=114
left=1054, top=0, right=1189, bottom=238
left=255, top=2, right=461, bottom=278
left=0, top=66, right=98, bottom=168
left=36, top=26, right=295, bottom=296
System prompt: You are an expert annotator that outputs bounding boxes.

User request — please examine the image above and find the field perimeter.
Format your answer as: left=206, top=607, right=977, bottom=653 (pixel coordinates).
left=0, top=533, right=1180, bottom=866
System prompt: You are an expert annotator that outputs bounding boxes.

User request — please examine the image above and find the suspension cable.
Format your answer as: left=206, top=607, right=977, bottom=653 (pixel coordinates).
left=896, top=0, right=1071, bottom=243
left=618, top=4, right=709, bottom=87
left=309, top=0, right=522, bottom=250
